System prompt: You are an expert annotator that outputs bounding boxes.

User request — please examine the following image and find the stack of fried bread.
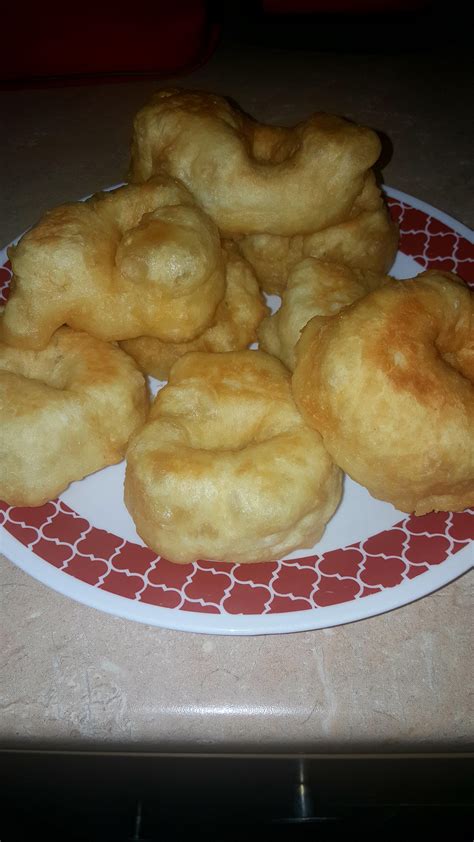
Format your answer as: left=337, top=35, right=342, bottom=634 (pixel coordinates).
left=1, top=89, right=472, bottom=563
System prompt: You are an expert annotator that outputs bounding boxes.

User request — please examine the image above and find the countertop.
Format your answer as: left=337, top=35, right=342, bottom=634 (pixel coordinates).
left=1, top=42, right=473, bottom=754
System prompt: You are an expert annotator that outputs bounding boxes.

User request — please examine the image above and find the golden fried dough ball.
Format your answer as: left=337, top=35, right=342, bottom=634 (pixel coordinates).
left=129, top=88, right=384, bottom=237
left=120, top=244, right=268, bottom=380
left=237, top=174, right=398, bottom=294
left=238, top=232, right=305, bottom=296
left=0, top=175, right=225, bottom=350
left=259, top=258, right=389, bottom=371
left=125, top=351, right=342, bottom=564
left=0, top=328, right=148, bottom=506
left=292, top=272, right=474, bottom=515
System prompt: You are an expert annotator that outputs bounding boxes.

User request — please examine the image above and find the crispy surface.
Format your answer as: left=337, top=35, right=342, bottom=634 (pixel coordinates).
left=0, top=328, right=148, bottom=506
left=125, top=350, right=342, bottom=564
left=292, top=272, right=474, bottom=515
left=259, top=258, right=389, bottom=370
left=129, top=89, right=382, bottom=237
left=0, top=175, right=226, bottom=350
left=237, top=174, right=398, bottom=294
left=120, top=245, right=268, bottom=380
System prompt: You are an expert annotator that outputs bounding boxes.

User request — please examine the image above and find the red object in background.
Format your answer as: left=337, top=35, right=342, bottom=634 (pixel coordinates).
left=1, top=1, right=218, bottom=82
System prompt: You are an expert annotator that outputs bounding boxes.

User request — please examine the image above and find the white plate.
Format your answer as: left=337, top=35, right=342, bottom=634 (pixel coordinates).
left=1, top=186, right=473, bottom=635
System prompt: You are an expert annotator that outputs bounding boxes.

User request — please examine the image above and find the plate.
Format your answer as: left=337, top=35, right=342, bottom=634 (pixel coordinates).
left=1, top=186, right=473, bottom=635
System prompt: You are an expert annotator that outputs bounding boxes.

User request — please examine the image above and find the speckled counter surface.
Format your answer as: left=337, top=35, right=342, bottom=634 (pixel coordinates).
left=1, top=44, right=473, bottom=753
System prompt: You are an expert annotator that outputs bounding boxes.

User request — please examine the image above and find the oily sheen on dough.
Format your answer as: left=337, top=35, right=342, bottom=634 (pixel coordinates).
left=292, top=271, right=474, bottom=515
left=0, top=175, right=225, bottom=350
left=125, top=350, right=342, bottom=563
left=0, top=328, right=148, bottom=506
left=120, top=244, right=268, bottom=380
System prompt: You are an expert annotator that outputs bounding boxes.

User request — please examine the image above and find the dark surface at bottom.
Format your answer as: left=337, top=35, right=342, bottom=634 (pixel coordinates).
left=0, top=752, right=472, bottom=840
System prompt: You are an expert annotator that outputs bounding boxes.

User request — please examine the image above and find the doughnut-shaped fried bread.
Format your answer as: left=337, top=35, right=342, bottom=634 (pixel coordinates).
left=293, top=272, right=474, bottom=515
left=1, top=175, right=225, bottom=350
left=125, top=350, right=342, bottom=563
left=1, top=328, right=148, bottom=506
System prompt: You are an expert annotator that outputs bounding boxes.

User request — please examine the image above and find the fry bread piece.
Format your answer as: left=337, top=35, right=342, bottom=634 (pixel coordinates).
left=237, top=174, right=398, bottom=293
left=259, top=258, right=389, bottom=370
left=1, top=175, right=225, bottom=349
left=125, top=350, right=342, bottom=563
left=0, top=328, right=148, bottom=506
left=130, top=89, right=385, bottom=238
left=120, top=244, right=267, bottom=380
left=293, top=272, right=474, bottom=515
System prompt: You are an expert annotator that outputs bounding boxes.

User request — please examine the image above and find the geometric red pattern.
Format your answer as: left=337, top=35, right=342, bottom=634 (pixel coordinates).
left=1, top=196, right=473, bottom=615
left=388, top=199, right=474, bottom=286
left=0, top=496, right=472, bottom=616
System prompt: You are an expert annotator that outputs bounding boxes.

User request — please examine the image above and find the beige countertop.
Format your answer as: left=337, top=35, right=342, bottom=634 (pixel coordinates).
left=0, top=43, right=473, bottom=753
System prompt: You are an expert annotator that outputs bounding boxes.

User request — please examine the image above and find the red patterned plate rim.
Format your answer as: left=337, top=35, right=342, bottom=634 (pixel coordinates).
left=1, top=186, right=473, bottom=635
